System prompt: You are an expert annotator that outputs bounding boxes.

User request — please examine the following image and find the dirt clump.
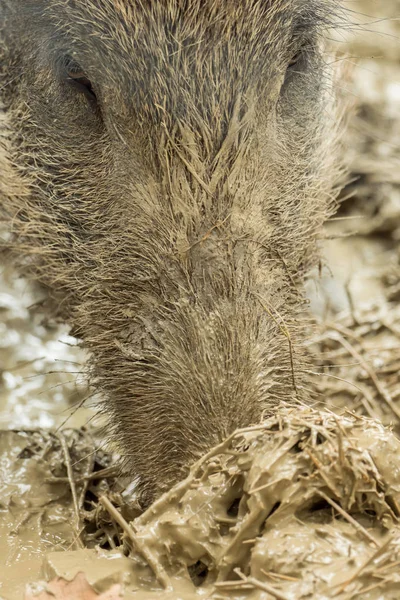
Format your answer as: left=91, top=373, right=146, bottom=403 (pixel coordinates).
left=4, top=406, right=400, bottom=600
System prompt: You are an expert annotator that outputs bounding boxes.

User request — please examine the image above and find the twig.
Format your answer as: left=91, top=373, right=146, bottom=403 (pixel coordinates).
left=57, top=433, right=84, bottom=549
left=78, top=434, right=97, bottom=508
left=261, top=569, right=300, bottom=582
left=334, top=332, right=400, bottom=420
left=215, top=570, right=291, bottom=600
left=318, top=491, right=378, bottom=547
left=247, top=576, right=291, bottom=600
left=307, top=450, right=342, bottom=498
left=45, top=465, right=118, bottom=485
left=99, top=495, right=172, bottom=591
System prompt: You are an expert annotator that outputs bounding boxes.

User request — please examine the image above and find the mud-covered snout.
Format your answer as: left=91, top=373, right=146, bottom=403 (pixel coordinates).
left=90, top=276, right=305, bottom=499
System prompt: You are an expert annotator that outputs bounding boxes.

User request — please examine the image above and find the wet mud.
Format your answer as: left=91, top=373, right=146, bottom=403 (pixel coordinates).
left=3, top=409, right=400, bottom=599
left=0, top=429, right=129, bottom=598
left=0, top=267, right=90, bottom=431
left=1, top=1, right=400, bottom=599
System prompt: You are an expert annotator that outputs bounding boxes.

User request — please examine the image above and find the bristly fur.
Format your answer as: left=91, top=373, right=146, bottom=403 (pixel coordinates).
left=0, top=0, right=345, bottom=502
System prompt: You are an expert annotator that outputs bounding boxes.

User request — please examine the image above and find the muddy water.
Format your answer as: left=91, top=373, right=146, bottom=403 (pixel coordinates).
left=0, top=269, right=105, bottom=598
left=0, top=266, right=92, bottom=430
left=0, top=430, right=92, bottom=599
left=4, top=407, right=400, bottom=600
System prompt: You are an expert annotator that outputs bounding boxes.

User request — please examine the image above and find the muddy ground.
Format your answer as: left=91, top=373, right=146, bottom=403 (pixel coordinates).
left=1, top=3, right=400, bottom=599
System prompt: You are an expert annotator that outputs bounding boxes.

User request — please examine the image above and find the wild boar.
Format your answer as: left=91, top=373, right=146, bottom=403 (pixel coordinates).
left=0, top=0, right=343, bottom=502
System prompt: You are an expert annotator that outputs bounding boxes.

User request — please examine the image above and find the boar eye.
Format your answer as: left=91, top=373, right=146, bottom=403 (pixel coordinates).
left=288, top=52, right=301, bottom=68
left=64, top=59, right=97, bottom=105
left=287, top=42, right=310, bottom=71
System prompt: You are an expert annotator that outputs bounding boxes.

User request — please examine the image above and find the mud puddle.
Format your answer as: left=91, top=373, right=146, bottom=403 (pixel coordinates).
left=0, top=428, right=134, bottom=600
left=3, top=408, right=400, bottom=599
left=0, top=267, right=90, bottom=431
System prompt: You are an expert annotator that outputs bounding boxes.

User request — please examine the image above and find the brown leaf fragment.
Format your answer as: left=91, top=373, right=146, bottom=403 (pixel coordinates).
left=25, top=572, right=122, bottom=600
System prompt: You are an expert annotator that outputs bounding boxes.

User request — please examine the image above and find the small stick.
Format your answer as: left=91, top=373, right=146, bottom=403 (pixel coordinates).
left=57, top=433, right=84, bottom=549
left=344, top=278, right=358, bottom=326
left=307, top=451, right=342, bottom=498
left=249, top=478, right=282, bottom=495
left=318, top=491, right=378, bottom=547
left=247, top=576, right=291, bottom=600
left=261, top=569, right=300, bottom=582
left=45, top=465, right=118, bottom=484
left=65, top=526, right=86, bottom=552
left=99, top=495, right=172, bottom=591
left=215, top=570, right=291, bottom=600
left=375, top=558, right=400, bottom=574
left=334, top=331, right=400, bottom=420
left=355, top=580, right=387, bottom=596
left=70, top=442, right=109, bottom=467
